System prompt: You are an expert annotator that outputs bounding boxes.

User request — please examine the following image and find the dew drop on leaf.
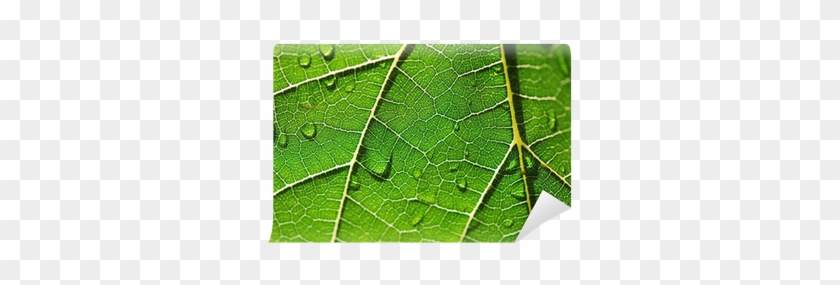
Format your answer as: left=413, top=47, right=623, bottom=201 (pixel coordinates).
left=411, top=212, right=424, bottom=225
left=493, top=64, right=503, bottom=74
left=503, top=219, right=513, bottom=227
left=468, top=221, right=479, bottom=230
left=318, top=44, right=334, bottom=59
left=523, top=155, right=535, bottom=170
left=368, top=154, right=392, bottom=178
left=511, top=189, right=525, bottom=199
left=456, top=177, right=467, bottom=191
left=274, top=123, right=288, bottom=148
left=324, top=75, right=336, bottom=89
left=505, top=156, right=519, bottom=172
left=349, top=178, right=360, bottom=191
left=298, top=54, right=311, bottom=68
left=276, top=132, right=288, bottom=148
left=548, top=114, right=557, bottom=131
left=418, top=191, right=436, bottom=204
left=454, top=122, right=460, bottom=131
left=449, top=165, right=458, bottom=172
left=300, top=123, right=317, bottom=140
left=560, top=165, right=566, bottom=173
left=344, top=84, right=354, bottom=93
left=412, top=170, right=422, bottom=179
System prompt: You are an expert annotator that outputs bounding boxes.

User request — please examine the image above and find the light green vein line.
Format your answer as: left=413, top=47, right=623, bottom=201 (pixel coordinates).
left=527, top=127, right=571, bottom=148
left=273, top=55, right=397, bottom=96
left=273, top=162, right=353, bottom=196
left=330, top=44, right=410, bottom=242
left=459, top=141, right=516, bottom=242
left=499, top=44, right=534, bottom=213
left=521, top=144, right=572, bottom=188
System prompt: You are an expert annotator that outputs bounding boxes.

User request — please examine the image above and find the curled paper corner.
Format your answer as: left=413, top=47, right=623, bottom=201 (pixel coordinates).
left=516, top=193, right=570, bottom=242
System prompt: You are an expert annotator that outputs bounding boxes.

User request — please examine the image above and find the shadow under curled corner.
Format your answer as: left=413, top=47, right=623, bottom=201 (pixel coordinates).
left=516, top=193, right=571, bottom=241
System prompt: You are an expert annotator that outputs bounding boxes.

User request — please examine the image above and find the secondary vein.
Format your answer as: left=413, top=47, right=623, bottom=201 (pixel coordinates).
left=273, top=55, right=397, bottom=96
left=330, top=44, right=409, bottom=242
left=459, top=142, right=516, bottom=242
left=527, top=127, right=571, bottom=148
left=273, top=162, right=352, bottom=196
left=522, top=144, right=572, bottom=188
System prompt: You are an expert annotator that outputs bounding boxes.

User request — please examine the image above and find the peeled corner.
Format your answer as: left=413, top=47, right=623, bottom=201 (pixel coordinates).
left=516, top=193, right=571, bottom=242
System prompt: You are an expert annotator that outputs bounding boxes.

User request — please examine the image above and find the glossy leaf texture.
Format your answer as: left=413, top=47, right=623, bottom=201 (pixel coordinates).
left=272, top=44, right=571, bottom=242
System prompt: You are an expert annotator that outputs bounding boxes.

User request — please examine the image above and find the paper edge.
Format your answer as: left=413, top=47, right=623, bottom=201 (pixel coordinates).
left=516, top=193, right=571, bottom=242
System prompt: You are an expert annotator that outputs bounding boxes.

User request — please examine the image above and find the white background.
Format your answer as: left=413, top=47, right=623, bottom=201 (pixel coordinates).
left=0, top=0, right=839, bottom=283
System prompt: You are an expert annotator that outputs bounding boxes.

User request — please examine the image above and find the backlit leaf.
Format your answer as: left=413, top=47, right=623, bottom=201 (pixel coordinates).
left=272, top=44, right=571, bottom=242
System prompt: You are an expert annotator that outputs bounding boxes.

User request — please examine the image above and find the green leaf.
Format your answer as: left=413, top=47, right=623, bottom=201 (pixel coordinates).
left=272, top=44, right=571, bottom=242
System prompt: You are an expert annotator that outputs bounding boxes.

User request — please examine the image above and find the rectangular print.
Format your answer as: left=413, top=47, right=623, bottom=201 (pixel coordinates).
left=272, top=44, right=571, bottom=242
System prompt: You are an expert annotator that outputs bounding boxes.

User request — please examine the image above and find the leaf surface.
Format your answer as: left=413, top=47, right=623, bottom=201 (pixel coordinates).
left=272, top=44, right=571, bottom=242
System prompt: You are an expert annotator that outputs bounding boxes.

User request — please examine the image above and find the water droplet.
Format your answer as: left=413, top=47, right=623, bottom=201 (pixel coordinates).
left=274, top=124, right=287, bottom=148
left=449, top=165, right=458, bottom=172
left=344, top=84, right=354, bottom=93
left=511, top=189, right=526, bottom=199
left=560, top=165, right=566, bottom=173
left=412, top=170, right=422, bottom=179
left=276, top=132, right=288, bottom=148
left=548, top=117, right=557, bottom=131
left=454, top=123, right=460, bottom=131
left=503, top=219, right=513, bottom=227
left=411, top=212, right=424, bottom=225
left=456, top=177, right=467, bottom=191
left=368, top=154, right=392, bottom=178
left=418, top=191, right=436, bottom=204
left=523, top=155, right=535, bottom=170
left=298, top=54, right=311, bottom=67
left=300, top=123, right=317, bottom=139
left=505, top=156, right=519, bottom=172
left=324, top=75, right=336, bottom=89
left=350, top=181, right=361, bottom=192
left=493, top=64, right=503, bottom=74
left=468, top=221, right=479, bottom=230
left=318, top=44, right=334, bottom=59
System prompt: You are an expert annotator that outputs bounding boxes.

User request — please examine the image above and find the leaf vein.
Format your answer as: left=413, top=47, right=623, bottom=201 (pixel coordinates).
left=458, top=142, right=516, bottom=241
left=273, top=162, right=353, bottom=196
left=330, top=44, right=410, bottom=242
left=274, top=55, right=397, bottom=96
